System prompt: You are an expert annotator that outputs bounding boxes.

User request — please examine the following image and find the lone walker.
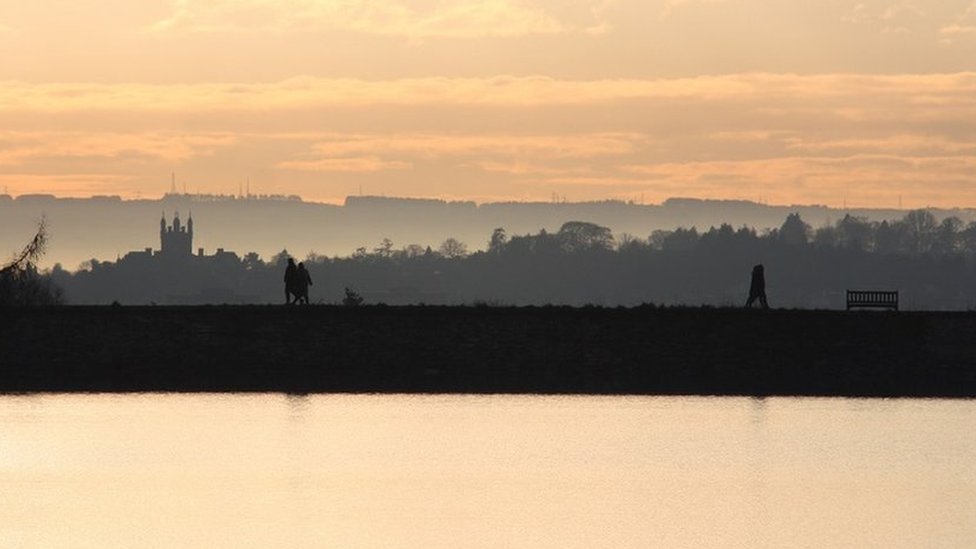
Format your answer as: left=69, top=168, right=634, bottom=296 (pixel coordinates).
left=745, top=264, right=769, bottom=309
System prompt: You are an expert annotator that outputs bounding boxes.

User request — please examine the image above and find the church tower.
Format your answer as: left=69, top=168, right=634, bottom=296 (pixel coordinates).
left=160, top=211, right=193, bottom=256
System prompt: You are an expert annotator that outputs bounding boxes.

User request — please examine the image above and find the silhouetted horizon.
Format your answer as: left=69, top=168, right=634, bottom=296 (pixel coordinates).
left=6, top=192, right=976, bottom=272
left=7, top=190, right=976, bottom=210
left=30, top=209, right=976, bottom=310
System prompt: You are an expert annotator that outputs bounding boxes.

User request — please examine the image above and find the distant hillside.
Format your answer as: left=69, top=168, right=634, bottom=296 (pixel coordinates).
left=2, top=192, right=974, bottom=269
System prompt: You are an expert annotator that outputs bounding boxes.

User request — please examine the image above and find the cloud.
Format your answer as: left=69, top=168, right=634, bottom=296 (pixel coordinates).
left=276, top=133, right=642, bottom=173
left=150, top=0, right=606, bottom=39
left=843, top=2, right=924, bottom=22
left=782, top=134, right=976, bottom=156
left=941, top=1, right=976, bottom=36
left=277, top=156, right=411, bottom=172
left=842, top=1, right=925, bottom=34
left=4, top=72, right=976, bottom=207
left=4, top=73, right=976, bottom=114
left=0, top=132, right=237, bottom=167
left=302, top=133, right=643, bottom=158
left=625, top=155, right=976, bottom=181
left=472, top=161, right=591, bottom=176
left=660, top=0, right=734, bottom=18
left=622, top=154, right=976, bottom=202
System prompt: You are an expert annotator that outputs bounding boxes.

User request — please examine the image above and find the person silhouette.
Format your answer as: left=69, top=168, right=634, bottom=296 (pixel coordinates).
left=284, top=258, right=298, bottom=305
left=295, top=262, right=313, bottom=305
left=745, top=264, right=769, bottom=309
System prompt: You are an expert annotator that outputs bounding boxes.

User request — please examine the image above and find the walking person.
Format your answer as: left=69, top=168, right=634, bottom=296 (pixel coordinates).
left=745, top=264, right=769, bottom=309
left=295, top=262, right=313, bottom=305
left=284, top=257, right=298, bottom=305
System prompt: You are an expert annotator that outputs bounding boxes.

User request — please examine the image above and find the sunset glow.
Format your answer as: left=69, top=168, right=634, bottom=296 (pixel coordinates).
left=2, top=0, right=976, bottom=207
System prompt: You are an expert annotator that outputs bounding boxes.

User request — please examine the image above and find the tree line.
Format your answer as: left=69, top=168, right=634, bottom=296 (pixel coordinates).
left=39, top=209, right=976, bottom=309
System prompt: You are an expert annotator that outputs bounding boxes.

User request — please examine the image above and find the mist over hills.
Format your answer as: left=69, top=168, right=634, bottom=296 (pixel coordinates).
left=3, top=192, right=974, bottom=270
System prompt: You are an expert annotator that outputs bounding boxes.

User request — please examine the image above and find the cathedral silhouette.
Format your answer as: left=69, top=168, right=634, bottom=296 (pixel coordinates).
left=107, top=212, right=251, bottom=304
left=122, top=212, right=234, bottom=262
left=160, top=211, right=193, bottom=256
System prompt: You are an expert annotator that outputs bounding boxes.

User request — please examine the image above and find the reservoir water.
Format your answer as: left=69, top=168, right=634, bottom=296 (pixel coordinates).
left=1, top=394, right=973, bottom=547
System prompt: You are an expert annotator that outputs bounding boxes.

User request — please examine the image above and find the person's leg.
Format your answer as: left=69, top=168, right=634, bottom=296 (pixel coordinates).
left=760, top=294, right=768, bottom=309
left=745, top=294, right=755, bottom=308
left=285, top=289, right=290, bottom=305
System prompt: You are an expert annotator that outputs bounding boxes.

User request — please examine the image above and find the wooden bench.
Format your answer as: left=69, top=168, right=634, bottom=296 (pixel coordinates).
left=846, top=290, right=899, bottom=311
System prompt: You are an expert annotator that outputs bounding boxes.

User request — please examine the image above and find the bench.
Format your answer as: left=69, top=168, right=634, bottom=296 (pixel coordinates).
left=846, top=290, right=899, bottom=311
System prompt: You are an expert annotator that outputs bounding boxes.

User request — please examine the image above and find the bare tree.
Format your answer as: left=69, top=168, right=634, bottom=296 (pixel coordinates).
left=904, top=209, right=937, bottom=254
left=438, top=238, right=468, bottom=259
left=488, top=227, right=507, bottom=253
left=1, top=218, right=63, bottom=306
left=401, top=244, right=426, bottom=259
left=373, top=238, right=394, bottom=258
left=1, top=218, right=48, bottom=274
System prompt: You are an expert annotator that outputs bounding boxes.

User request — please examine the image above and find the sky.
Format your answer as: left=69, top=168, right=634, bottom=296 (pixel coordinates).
left=1, top=0, right=976, bottom=207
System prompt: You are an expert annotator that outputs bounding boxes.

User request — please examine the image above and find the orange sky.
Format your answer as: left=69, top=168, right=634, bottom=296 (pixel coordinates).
left=2, top=0, right=976, bottom=207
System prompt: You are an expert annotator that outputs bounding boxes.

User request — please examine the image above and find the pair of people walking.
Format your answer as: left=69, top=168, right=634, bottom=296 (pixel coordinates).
left=284, top=258, right=313, bottom=305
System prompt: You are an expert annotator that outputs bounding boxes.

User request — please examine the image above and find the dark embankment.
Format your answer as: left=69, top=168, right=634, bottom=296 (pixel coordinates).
left=2, top=306, right=975, bottom=397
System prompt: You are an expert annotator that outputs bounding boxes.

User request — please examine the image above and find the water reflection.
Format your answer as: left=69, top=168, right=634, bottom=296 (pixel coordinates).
left=0, top=394, right=973, bottom=548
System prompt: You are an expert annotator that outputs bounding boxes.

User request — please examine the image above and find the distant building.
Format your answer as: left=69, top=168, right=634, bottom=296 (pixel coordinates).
left=160, top=212, right=193, bottom=256
left=122, top=213, right=238, bottom=263
left=107, top=214, right=251, bottom=304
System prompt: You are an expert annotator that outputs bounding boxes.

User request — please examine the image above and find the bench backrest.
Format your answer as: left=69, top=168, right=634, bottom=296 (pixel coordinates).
left=847, top=290, right=899, bottom=310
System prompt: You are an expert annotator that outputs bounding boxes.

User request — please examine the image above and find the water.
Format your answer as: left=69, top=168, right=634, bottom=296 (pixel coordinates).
left=0, top=394, right=973, bottom=548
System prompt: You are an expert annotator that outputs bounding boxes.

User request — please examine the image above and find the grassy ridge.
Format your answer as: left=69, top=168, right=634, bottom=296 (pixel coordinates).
left=2, top=306, right=975, bottom=397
